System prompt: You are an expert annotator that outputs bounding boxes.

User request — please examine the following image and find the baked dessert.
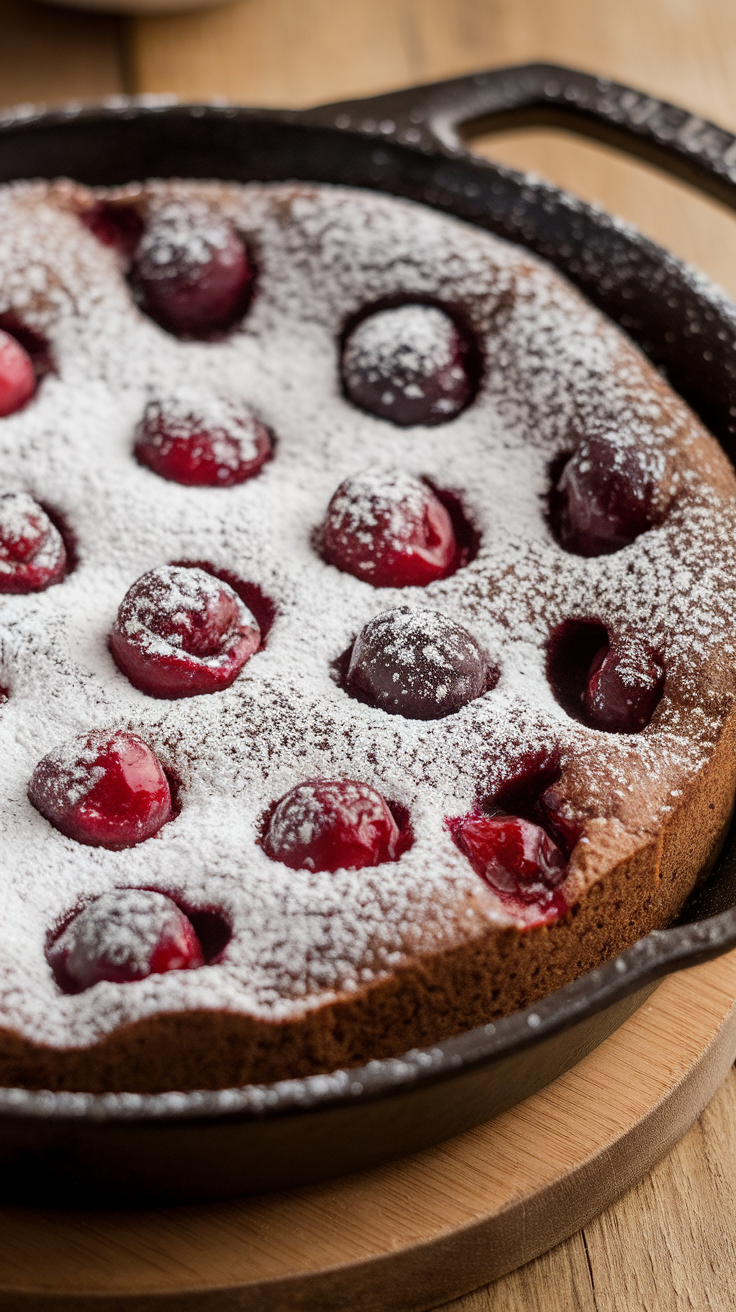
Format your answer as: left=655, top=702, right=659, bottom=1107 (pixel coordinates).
left=0, top=176, right=734, bottom=1094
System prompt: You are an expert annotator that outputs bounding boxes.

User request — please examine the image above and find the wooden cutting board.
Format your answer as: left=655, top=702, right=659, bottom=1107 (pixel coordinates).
left=0, top=948, right=734, bottom=1311
left=2, top=4, right=736, bottom=1307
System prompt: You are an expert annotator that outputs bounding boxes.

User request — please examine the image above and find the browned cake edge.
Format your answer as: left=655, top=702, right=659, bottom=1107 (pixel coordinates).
left=0, top=707, right=733, bottom=1095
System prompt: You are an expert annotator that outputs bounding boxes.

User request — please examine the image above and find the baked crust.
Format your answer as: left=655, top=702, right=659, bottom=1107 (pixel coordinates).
left=0, top=177, right=734, bottom=1092
left=1, top=709, right=733, bottom=1095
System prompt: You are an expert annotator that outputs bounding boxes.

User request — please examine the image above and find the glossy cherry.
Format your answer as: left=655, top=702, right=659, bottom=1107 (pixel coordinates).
left=584, top=637, right=664, bottom=733
left=135, top=397, right=272, bottom=487
left=0, top=492, right=66, bottom=593
left=535, top=785, right=583, bottom=856
left=321, top=468, right=457, bottom=587
left=264, top=779, right=403, bottom=872
left=130, top=200, right=253, bottom=337
left=110, top=564, right=260, bottom=699
left=347, top=606, right=491, bottom=719
left=342, top=304, right=474, bottom=426
left=0, top=329, right=36, bottom=417
left=29, top=730, right=173, bottom=849
left=450, top=811, right=567, bottom=910
left=48, top=889, right=204, bottom=993
left=552, top=434, right=667, bottom=556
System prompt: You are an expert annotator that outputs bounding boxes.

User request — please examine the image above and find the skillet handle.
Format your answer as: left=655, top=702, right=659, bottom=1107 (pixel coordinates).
left=308, top=63, right=736, bottom=213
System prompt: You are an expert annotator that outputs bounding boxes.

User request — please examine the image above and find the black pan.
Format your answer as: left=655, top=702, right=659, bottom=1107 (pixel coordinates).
left=1, top=63, right=736, bottom=1204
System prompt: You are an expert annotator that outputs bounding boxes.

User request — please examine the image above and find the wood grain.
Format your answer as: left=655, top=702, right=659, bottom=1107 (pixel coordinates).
left=0, top=0, right=125, bottom=108
left=125, top=4, right=736, bottom=1307
left=1, top=0, right=736, bottom=1306
left=128, top=0, right=736, bottom=304
left=451, top=1233, right=597, bottom=1311
left=128, top=0, right=736, bottom=116
left=0, top=952, right=735, bottom=1309
left=455, top=1065, right=736, bottom=1312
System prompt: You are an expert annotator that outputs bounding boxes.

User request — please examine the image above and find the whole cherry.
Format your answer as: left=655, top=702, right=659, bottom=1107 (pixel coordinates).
left=0, top=330, right=36, bottom=417
left=29, top=730, right=173, bottom=849
left=110, top=564, right=261, bottom=699
left=264, top=779, right=404, bottom=872
left=48, top=889, right=204, bottom=993
left=135, top=397, right=272, bottom=487
left=342, top=304, right=475, bottom=426
left=584, top=635, right=664, bottom=733
left=130, top=200, right=253, bottom=337
left=0, top=492, right=66, bottom=593
left=347, top=606, right=491, bottom=719
left=321, top=468, right=457, bottom=587
left=553, top=433, right=669, bottom=556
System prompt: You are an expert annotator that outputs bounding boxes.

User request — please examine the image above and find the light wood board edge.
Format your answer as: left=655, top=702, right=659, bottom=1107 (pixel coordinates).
left=1, top=950, right=735, bottom=1311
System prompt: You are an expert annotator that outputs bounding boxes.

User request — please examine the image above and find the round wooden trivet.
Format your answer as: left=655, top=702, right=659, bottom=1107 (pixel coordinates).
left=1, top=949, right=736, bottom=1312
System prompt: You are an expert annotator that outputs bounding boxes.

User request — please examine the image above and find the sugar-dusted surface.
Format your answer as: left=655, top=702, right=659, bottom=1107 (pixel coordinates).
left=0, top=178, right=734, bottom=1054
left=50, top=889, right=201, bottom=986
left=113, top=564, right=257, bottom=661
left=321, top=467, right=456, bottom=585
left=0, top=491, right=66, bottom=589
left=137, top=393, right=264, bottom=474
left=346, top=605, right=490, bottom=717
left=342, top=302, right=471, bottom=423
left=135, top=200, right=235, bottom=275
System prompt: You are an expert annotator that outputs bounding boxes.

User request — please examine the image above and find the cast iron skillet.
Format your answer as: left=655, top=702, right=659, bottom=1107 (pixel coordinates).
left=1, top=64, right=736, bottom=1203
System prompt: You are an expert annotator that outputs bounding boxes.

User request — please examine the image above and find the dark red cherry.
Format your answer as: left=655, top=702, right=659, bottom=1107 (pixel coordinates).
left=134, top=397, right=272, bottom=487
left=110, top=564, right=260, bottom=699
left=342, top=304, right=474, bottom=426
left=130, top=201, right=253, bottom=337
left=584, top=637, right=664, bottom=733
left=552, top=434, right=668, bottom=556
left=0, top=492, right=66, bottom=592
left=48, top=889, right=204, bottom=993
left=450, top=812, right=567, bottom=909
left=0, top=330, right=36, bottom=417
left=29, top=730, right=173, bottom=849
left=264, top=779, right=403, bottom=872
left=347, top=606, right=491, bottom=719
left=79, top=200, right=145, bottom=256
left=321, top=468, right=456, bottom=587
left=535, top=786, right=583, bottom=856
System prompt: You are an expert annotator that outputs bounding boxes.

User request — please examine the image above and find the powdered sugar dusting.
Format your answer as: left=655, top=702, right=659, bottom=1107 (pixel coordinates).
left=52, top=889, right=190, bottom=977
left=326, top=468, right=433, bottom=562
left=117, top=564, right=256, bottom=666
left=346, top=304, right=458, bottom=391
left=136, top=199, right=235, bottom=274
left=0, top=492, right=63, bottom=577
left=0, top=178, right=732, bottom=1056
left=139, top=393, right=262, bottom=471
left=36, top=734, right=106, bottom=811
left=613, top=637, right=661, bottom=691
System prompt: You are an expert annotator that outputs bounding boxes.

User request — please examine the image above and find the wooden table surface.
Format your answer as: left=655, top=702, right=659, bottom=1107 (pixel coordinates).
left=2, top=0, right=736, bottom=1307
